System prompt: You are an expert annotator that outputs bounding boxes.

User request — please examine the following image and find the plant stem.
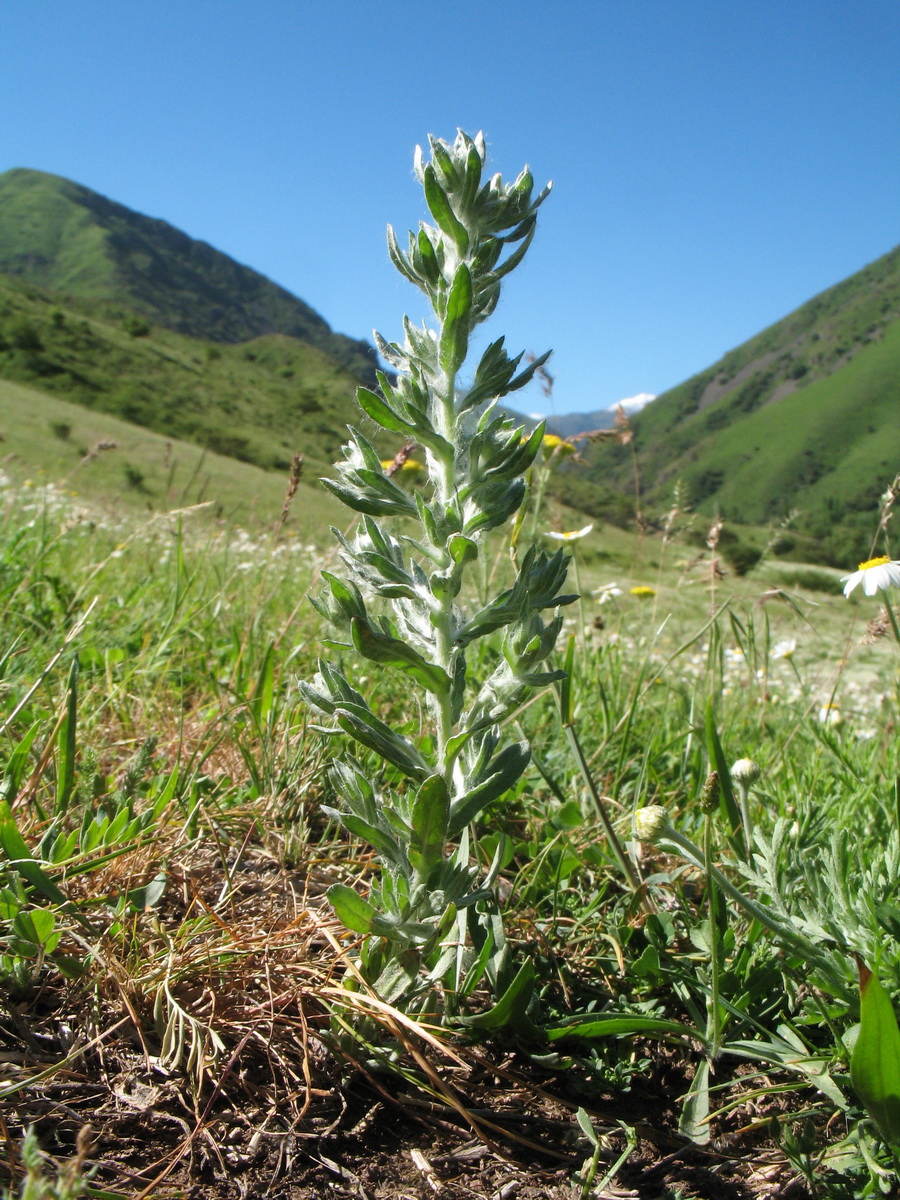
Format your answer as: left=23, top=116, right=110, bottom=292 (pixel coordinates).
left=736, top=782, right=754, bottom=857
left=562, top=721, right=652, bottom=911
left=703, top=812, right=723, bottom=1059
left=884, top=598, right=900, bottom=652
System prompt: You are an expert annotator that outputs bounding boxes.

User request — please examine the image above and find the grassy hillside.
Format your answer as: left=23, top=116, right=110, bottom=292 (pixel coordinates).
left=0, top=375, right=345, bottom=532
left=0, top=271, right=385, bottom=476
left=575, top=242, right=900, bottom=562
left=0, top=167, right=378, bottom=381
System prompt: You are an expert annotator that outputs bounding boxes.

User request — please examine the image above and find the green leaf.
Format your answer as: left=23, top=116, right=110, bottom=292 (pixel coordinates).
left=448, top=742, right=530, bottom=837
left=559, top=634, right=575, bottom=727
left=386, top=224, right=423, bottom=288
left=328, top=883, right=378, bottom=935
left=459, top=959, right=537, bottom=1033
left=423, top=164, right=469, bottom=254
left=409, top=775, right=450, bottom=876
left=334, top=703, right=429, bottom=780
left=439, top=263, right=473, bottom=377
left=679, top=1057, right=711, bottom=1144
left=331, top=811, right=404, bottom=869
left=461, top=142, right=482, bottom=213
left=250, top=641, right=275, bottom=727
left=415, top=229, right=440, bottom=286
left=850, top=957, right=900, bottom=1145
left=704, top=701, right=742, bottom=840
left=56, top=658, right=78, bottom=814
left=448, top=535, right=478, bottom=566
left=0, top=722, right=40, bottom=803
left=126, top=871, right=168, bottom=912
left=545, top=1014, right=698, bottom=1042
left=351, top=618, right=451, bottom=696
left=356, top=386, right=416, bottom=437
left=0, top=802, right=68, bottom=906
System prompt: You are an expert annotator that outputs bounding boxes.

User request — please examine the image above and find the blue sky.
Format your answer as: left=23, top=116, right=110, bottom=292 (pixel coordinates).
left=2, top=1, right=899, bottom=418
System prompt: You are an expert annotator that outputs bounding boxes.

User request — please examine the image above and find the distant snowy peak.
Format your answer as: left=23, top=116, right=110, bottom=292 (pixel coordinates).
left=616, top=392, right=656, bottom=414
left=543, top=393, right=656, bottom=439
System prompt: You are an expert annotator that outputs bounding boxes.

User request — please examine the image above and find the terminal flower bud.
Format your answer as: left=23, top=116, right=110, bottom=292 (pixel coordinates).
left=731, top=758, right=760, bottom=787
left=634, top=805, right=671, bottom=844
left=700, top=770, right=720, bottom=814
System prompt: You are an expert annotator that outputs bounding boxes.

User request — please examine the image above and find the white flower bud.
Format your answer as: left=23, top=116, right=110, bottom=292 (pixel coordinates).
left=634, top=805, right=671, bottom=844
left=731, top=758, right=761, bottom=786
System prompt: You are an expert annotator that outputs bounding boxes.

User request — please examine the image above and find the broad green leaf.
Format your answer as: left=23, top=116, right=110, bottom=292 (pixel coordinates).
left=334, top=703, right=429, bottom=780
left=0, top=801, right=68, bottom=906
left=448, top=535, right=478, bottom=566
left=126, top=872, right=168, bottom=912
left=409, top=775, right=450, bottom=876
left=850, top=957, right=900, bottom=1145
left=356, top=386, right=416, bottom=437
left=250, top=642, right=275, bottom=726
left=679, top=1057, right=711, bottom=1144
left=448, top=742, right=530, bottom=837
left=327, top=883, right=377, bottom=935
left=414, top=229, right=440, bottom=286
left=334, top=812, right=404, bottom=868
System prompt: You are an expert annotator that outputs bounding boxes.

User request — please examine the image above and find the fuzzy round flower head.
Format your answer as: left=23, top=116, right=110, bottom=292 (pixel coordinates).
left=634, top=805, right=672, bottom=844
left=731, top=758, right=761, bottom=787
left=630, top=585, right=656, bottom=599
left=545, top=524, right=593, bottom=543
left=841, top=555, right=900, bottom=598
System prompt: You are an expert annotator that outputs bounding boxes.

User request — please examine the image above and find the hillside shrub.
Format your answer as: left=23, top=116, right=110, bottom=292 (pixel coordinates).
left=121, top=313, right=151, bottom=338
left=721, top=538, right=762, bottom=576
left=10, top=321, right=43, bottom=351
left=776, top=566, right=844, bottom=595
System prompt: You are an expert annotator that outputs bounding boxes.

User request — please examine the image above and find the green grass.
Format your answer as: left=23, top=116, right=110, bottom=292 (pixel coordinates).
left=0, top=375, right=345, bottom=531
left=2, top=471, right=900, bottom=1195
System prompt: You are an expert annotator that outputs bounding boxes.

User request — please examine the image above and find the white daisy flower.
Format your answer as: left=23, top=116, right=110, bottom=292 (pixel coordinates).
left=772, top=638, right=797, bottom=660
left=818, top=703, right=842, bottom=727
left=545, top=524, right=593, bottom=542
left=841, top=555, right=900, bottom=597
left=593, top=582, right=623, bottom=603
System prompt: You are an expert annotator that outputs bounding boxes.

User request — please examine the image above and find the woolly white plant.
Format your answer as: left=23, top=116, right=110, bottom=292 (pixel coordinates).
left=300, top=131, right=574, bottom=1018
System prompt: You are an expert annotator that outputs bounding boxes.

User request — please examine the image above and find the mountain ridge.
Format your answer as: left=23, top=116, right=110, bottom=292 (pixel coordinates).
left=0, top=167, right=379, bottom=382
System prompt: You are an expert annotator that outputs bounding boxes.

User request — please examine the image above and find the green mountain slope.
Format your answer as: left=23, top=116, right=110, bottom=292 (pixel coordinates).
left=0, top=375, right=344, bottom=532
left=0, top=167, right=378, bottom=381
left=0, top=271, right=370, bottom=476
left=574, top=243, right=900, bottom=561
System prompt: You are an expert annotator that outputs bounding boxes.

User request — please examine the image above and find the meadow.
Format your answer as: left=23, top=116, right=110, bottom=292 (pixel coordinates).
left=1, top=458, right=899, bottom=1199
left=4, top=129, right=900, bottom=1200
